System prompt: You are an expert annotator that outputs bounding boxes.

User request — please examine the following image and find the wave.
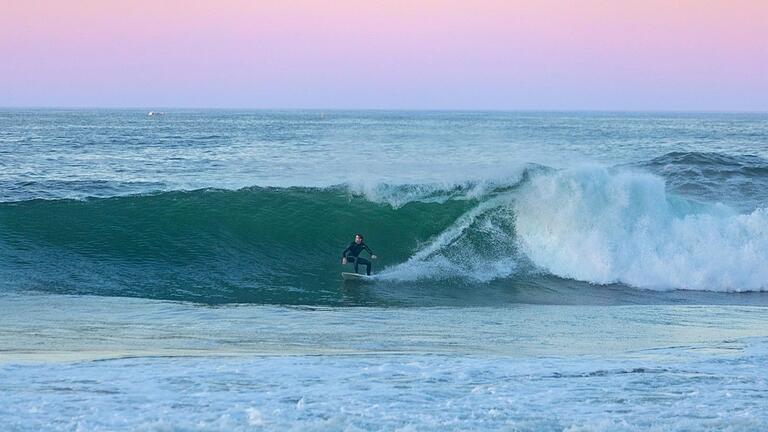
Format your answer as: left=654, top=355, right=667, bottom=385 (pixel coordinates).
left=379, top=162, right=768, bottom=292
left=2, top=153, right=768, bottom=304
left=0, top=186, right=476, bottom=303
left=514, top=166, right=768, bottom=291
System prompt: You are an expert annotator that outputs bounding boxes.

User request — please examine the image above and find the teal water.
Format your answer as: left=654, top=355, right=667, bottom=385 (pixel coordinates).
left=2, top=110, right=768, bottom=430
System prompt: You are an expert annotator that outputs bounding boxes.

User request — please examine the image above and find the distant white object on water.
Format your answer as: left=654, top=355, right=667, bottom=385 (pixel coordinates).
left=148, top=111, right=166, bottom=117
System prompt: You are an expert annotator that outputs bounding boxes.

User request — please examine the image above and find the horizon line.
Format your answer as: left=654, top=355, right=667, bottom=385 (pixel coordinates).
left=1, top=106, right=767, bottom=115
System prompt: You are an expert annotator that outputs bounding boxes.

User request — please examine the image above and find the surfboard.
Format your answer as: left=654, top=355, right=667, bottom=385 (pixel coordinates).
left=341, top=272, right=372, bottom=281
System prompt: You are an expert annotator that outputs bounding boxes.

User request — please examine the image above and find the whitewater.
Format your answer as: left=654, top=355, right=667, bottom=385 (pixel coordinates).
left=2, top=109, right=768, bottom=431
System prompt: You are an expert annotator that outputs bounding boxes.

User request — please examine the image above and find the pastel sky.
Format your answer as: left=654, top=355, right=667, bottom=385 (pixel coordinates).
left=2, top=0, right=767, bottom=110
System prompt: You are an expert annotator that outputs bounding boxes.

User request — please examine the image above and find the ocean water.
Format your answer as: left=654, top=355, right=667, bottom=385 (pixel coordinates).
left=1, top=109, right=768, bottom=430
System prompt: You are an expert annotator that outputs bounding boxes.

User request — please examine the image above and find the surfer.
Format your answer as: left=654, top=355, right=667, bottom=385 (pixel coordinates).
left=342, top=234, right=377, bottom=275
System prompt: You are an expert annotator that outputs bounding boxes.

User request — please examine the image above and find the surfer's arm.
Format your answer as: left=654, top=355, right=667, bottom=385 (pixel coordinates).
left=341, top=243, right=352, bottom=258
left=364, top=244, right=377, bottom=259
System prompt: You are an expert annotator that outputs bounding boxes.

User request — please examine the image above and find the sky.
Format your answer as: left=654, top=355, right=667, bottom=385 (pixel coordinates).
left=1, top=0, right=767, bottom=110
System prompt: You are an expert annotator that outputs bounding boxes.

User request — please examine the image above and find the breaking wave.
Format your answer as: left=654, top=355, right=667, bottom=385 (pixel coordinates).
left=2, top=152, right=768, bottom=303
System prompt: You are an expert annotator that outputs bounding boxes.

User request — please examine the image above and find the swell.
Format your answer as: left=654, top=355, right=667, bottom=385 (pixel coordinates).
left=2, top=152, right=768, bottom=304
left=634, top=151, right=768, bottom=211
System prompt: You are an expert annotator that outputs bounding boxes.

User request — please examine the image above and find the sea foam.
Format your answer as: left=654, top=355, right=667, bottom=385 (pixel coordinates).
left=514, top=167, right=768, bottom=291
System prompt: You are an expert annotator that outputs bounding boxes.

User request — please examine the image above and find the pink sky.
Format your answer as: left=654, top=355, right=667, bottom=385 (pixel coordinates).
left=2, top=0, right=767, bottom=110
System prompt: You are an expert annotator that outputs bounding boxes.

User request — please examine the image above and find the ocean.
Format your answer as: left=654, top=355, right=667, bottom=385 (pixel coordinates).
left=1, top=109, right=767, bottom=430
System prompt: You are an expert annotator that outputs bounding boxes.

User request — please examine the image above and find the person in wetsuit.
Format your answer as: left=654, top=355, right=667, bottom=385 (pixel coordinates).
left=342, top=233, right=377, bottom=275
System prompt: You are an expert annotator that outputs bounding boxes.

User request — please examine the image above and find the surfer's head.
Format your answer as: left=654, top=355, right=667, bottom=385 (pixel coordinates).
left=355, top=234, right=363, bottom=244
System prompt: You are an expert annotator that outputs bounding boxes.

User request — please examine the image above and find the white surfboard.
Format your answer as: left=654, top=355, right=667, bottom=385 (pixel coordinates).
left=341, top=272, right=372, bottom=281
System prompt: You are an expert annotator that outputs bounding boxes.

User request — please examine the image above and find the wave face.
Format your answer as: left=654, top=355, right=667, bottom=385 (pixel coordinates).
left=2, top=152, right=768, bottom=304
left=0, top=187, right=473, bottom=304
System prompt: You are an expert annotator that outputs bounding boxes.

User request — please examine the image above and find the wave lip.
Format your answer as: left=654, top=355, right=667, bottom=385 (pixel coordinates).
left=514, top=166, right=768, bottom=292
left=343, top=165, right=532, bottom=208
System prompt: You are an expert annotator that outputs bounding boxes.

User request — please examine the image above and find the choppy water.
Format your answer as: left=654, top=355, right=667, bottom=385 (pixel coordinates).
left=2, top=109, right=768, bottom=430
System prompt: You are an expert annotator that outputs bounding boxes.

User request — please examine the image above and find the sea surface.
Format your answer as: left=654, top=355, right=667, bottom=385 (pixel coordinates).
left=1, top=109, right=768, bottom=431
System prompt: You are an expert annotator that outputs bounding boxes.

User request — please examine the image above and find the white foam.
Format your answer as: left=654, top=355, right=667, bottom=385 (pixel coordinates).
left=3, top=339, right=768, bottom=431
left=379, top=195, right=518, bottom=282
left=514, top=166, right=768, bottom=291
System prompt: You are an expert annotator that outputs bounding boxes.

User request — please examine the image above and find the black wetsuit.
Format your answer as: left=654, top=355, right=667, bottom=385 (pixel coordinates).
left=342, top=242, right=374, bottom=275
